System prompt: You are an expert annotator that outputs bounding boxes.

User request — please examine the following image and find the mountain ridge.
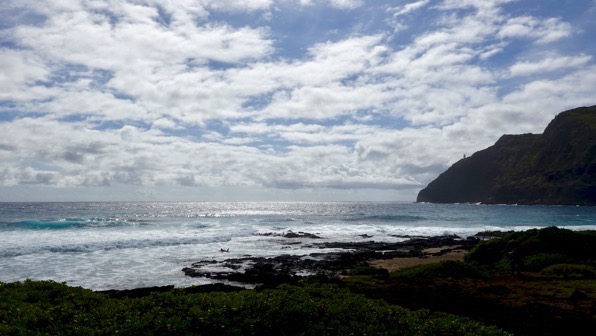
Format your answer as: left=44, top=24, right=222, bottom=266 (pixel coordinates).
left=416, top=105, right=596, bottom=205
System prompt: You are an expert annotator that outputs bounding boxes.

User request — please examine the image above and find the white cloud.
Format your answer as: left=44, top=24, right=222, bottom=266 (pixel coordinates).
left=0, top=49, right=48, bottom=85
left=0, top=49, right=52, bottom=102
left=228, top=122, right=271, bottom=135
left=478, top=44, right=505, bottom=60
left=7, top=1, right=275, bottom=125
left=289, top=0, right=362, bottom=10
left=439, top=0, right=516, bottom=10
left=199, top=0, right=274, bottom=12
left=503, top=65, right=596, bottom=114
left=0, top=0, right=594, bottom=201
left=260, top=84, right=388, bottom=120
left=327, top=0, right=363, bottom=10
left=152, top=118, right=182, bottom=130
left=509, top=54, right=592, bottom=77
left=498, top=16, right=572, bottom=44
left=14, top=9, right=273, bottom=68
left=389, top=0, right=430, bottom=17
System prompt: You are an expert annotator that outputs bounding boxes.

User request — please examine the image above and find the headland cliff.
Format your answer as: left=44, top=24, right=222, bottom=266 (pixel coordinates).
left=417, top=105, right=596, bottom=205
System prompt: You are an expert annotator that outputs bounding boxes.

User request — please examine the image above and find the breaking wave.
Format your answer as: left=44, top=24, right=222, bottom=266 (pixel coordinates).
left=0, top=217, right=149, bottom=230
left=0, top=235, right=232, bottom=258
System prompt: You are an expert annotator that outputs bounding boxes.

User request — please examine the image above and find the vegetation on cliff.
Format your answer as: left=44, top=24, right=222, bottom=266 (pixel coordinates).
left=417, top=105, right=596, bottom=205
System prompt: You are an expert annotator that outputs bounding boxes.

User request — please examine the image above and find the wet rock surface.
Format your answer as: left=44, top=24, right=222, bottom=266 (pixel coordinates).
left=256, top=230, right=323, bottom=239
left=182, top=234, right=480, bottom=288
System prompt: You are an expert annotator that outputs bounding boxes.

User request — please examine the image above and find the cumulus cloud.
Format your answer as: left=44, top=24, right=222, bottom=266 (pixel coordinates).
left=0, top=49, right=51, bottom=101
left=0, top=0, right=594, bottom=201
left=199, top=0, right=274, bottom=12
left=509, top=54, right=592, bottom=76
left=326, top=0, right=363, bottom=10
left=389, top=0, right=430, bottom=17
left=498, top=16, right=572, bottom=44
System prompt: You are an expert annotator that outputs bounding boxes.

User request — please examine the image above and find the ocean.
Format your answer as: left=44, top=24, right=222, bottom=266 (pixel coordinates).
left=1, top=202, right=595, bottom=290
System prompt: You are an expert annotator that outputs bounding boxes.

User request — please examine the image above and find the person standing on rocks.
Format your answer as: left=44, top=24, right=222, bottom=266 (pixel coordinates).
left=507, top=238, right=536, bottom=276
left=507, top=239, right=523, bottom=276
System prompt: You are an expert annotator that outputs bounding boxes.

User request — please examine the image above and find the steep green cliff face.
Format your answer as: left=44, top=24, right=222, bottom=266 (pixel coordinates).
left=417, top=106, right=596, bottom=205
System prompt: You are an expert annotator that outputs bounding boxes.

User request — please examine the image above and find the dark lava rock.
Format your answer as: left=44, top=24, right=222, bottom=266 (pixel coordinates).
left=283, top=231, right=322, bottom=239
left=100, top=285, right=175, bottom=298
left=183, top=283, right=245, bottom=293
left=257, top=231, right=322, bottom=239
left=99, top=284, right=245, bottom=297
left=417, top=105, right=596, bottom=205
left=182, top=235, right=479, bottom=287
left=569, top=289, right=589, bottom=301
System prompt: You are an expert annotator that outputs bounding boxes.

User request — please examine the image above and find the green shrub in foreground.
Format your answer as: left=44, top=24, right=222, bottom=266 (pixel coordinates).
left=391, top=261, right=488, bottom=280
left=0, top=279, right=510, bottom=336
left=522, top=253, right=575, bottom=272
left=349, top=265, right=390, bottom=278
left=465, top=227, right=596, bottom=273
left=540, top=264, right=595, bottom=279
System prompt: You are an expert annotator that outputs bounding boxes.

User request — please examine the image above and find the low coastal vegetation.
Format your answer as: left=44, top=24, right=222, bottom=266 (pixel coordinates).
left=391, top=260, right=488, bottom=280
left=0, top=279, right=509, bottom=335
left=345, top=227, right=595, bottom=336
left=464, top=226, right=596, bottom=274
left=1, top=227, right=593, bottom=335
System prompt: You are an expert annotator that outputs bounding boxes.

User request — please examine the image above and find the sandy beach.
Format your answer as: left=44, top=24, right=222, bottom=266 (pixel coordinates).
left=370, top=246, right=467, bottom=272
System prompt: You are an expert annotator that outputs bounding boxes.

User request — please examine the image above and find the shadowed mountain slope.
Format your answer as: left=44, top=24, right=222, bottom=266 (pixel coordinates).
left=417, top=105, right=596, bottom=205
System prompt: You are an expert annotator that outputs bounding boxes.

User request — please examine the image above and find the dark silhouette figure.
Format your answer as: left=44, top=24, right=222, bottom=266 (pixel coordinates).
left=507, top=239, right=523, bottom=275
left=220, top=248, right=229, bottom=252
left=507, top=238, right=535, bottom=276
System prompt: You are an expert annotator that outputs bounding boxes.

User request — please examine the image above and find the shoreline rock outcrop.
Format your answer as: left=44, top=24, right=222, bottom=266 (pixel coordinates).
left=181, top=235, right=479, bottom=288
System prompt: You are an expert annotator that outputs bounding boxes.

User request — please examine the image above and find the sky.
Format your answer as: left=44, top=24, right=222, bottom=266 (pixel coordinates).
left=1, top=0, right=595, bottom=202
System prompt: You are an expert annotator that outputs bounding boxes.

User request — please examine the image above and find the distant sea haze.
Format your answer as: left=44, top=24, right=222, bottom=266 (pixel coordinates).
left=1, top=202, right=594, bottom=290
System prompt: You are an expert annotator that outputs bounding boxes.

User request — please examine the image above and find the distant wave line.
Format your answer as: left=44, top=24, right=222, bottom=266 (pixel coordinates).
left=0, top=218, right=216, bottom=230
left=0, top=236, right=231, bottom=258
left=0, top=218, right=150, bottom=230
left=341, top=214, right=426, bottom=222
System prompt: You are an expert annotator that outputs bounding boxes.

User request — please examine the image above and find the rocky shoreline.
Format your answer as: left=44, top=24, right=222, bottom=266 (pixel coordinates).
left=97, top=227, right=595, bottom=336
left=100, top=233, right=481, bottom=297
left=181, top=233, right=481, bottom=288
